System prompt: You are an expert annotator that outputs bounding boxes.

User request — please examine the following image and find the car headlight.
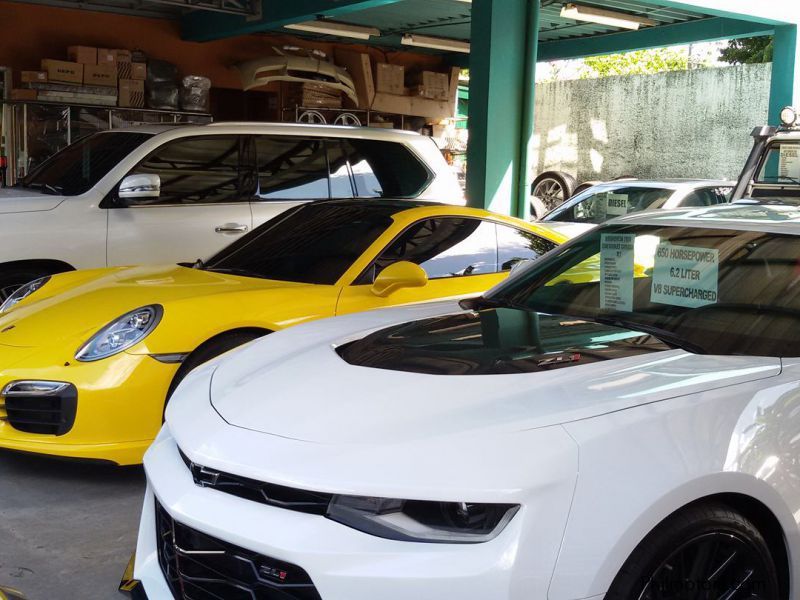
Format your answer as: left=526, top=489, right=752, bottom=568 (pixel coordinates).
left=327, top=494, right=519, bottom=543
left=75, top=305, right=163, bottom=362
left=0, top=276, right=50, bottom=313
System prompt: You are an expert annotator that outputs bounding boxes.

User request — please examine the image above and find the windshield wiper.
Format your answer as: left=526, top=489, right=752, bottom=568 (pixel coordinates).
left=769, top=176, right=800, bottom=185
left=590, top=315, right=708, bottom=355
left=25, top=182, right=62, bottom=195
left=192, top=258, right=204, bottom=269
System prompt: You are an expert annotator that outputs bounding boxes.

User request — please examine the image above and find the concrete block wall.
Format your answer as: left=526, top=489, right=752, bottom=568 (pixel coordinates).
left=532, top=63, right=772, bottom=183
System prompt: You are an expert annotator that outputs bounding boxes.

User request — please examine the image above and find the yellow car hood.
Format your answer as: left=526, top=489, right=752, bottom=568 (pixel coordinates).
left=0, top=265, right=310, bottom=348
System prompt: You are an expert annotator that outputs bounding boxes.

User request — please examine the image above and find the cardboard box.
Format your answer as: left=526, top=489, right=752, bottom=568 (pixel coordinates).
left=118, top=78, right=144, bottom=108
left=67, top=45, right=97, bottom=65
left=21, top=71, right=47, bottom=83
left=84, top=64, right=118, bottom=87
left=374, top=63, right=404, bottom=95
left=97, top=48, right=116, bottom=65
left=41, top=59, right=84, bottom=84
left=130, top=62, right=146, bottom=80
left=114, top=49, right=132, bottom=63
left=408, top=70, right=449, bottom=101
left=10, top=88, right=38, bottom=101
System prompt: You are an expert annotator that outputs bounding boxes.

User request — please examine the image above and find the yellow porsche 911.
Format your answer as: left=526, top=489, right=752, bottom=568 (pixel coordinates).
left=0, top=200, right=566, bottom=465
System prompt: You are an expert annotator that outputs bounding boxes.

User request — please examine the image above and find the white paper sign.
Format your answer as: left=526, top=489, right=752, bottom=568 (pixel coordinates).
left=779, top=145, right=800, bottom=180
left=600, top=233, right=635, bottom=312
left=651, top=243, right=718, bottom=308
left=605, top=193, right=629, bottom=217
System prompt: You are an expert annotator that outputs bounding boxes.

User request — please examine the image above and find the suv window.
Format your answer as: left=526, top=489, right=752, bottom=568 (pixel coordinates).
left=22, top=132, right=152, bottom=197
left=363, top=217, right=498, bottom=282
left=340, top=139, right=431, bottom=198
left=255, top=136, right=331, bottom=200
left=126, top=135, right=247, bottom=205
left=496, top=224, right=557, bottom=271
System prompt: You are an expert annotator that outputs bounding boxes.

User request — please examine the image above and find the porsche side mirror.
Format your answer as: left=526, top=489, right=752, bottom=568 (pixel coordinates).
left=371, top=261, right=428, bottom=297
left=118, top=173, right=161, bottom=202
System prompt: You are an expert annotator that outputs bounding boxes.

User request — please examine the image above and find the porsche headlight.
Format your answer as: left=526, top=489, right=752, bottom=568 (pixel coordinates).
left=75, top=305, right=163, bottom=362
left=0, top=276, right=50, bottom=313
left=327, top=495, right=519, bottom=543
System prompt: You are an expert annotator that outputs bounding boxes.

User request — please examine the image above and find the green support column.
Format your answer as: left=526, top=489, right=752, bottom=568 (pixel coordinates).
left=466, top=0, right=539, bottom=217
left=769, top=25, right=800, bottom=125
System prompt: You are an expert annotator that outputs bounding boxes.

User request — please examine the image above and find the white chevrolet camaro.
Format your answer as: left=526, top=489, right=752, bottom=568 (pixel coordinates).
left=133, top=204, right=800, bottom=600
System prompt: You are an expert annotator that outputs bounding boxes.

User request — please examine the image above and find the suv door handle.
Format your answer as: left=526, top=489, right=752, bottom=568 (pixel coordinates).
left=215, top=223, right=249, bottom=234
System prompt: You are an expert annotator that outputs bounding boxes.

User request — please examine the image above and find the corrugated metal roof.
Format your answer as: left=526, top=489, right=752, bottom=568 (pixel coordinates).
left=309, top=0, right=711, bottom=49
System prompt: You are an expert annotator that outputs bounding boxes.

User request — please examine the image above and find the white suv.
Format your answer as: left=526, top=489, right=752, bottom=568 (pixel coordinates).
left=0, top=122, right=463, bottom=297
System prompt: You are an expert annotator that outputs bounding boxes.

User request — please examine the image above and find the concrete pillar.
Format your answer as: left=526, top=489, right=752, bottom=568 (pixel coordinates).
left=466, top=0, right=539, bottom=217
left=769, top=24, right=800, bottom=125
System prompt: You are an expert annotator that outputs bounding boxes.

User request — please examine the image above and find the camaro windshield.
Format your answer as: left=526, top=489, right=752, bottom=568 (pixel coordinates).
left=544, top=186, right=674, bottom=224
left=202, top=202, right=401, bottom=285
left=20, top=132, right=153, bottom=196
left=487, top=224, right=800, bottom=356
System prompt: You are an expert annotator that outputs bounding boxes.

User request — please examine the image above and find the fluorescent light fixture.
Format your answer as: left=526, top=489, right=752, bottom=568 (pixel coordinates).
left=560, top=3, right=657, bottom=30
left=401, top=34, right=470, bottom=54
left=284, top=20, right=381, bottom=40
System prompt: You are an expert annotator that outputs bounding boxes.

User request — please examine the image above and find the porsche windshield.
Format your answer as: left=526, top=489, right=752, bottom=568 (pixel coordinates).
left=20, top=132, right=153, bottom=196
left=487, top=223, right=800, bottom=356
left=202, top=202, right=402, bottom=285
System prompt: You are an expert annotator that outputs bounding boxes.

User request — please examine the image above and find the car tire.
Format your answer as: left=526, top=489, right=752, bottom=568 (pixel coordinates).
left=605, top=502, right=782, bottom=600
left=530, top=171, right=576, bottom=213
left=165, top=330, right=269, bottom=402
left=0, top=267, right=57, bottom=302
left=571, top=180, right=602, bottom=197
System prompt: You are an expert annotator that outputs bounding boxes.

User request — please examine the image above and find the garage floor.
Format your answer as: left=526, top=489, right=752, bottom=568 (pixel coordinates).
left=0, top=451, right=144, bottom=600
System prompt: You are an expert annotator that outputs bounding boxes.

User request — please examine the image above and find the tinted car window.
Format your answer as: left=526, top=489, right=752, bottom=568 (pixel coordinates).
left=489, top=223, right=800, bottom=356
left=497, top=224, right=557, bottom=271
left=21, top=132, right=152, bottom=196
left=255, top=136, right=329, bottom=200
left=367, top=218, right=498, bottom=281
left=341, top=139, right=431, bottom=198
left=544, top=186, right=674, bottom=224
left=203, top=202, right=401, bottom=285
left=128, top=136, right=244, bottom=205
left=680, top=187, right=732, bottom=207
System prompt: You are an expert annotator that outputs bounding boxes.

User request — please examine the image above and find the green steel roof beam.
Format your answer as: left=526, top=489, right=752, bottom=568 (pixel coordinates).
left=635, top=0, right=800, bottom=26
left=538, top=17, right=775, bottom=61
left=182, top=0, right=402, bottom=42
left=466, top=0, right=539, bottom=217
left=769, top=24, right=800, bottom=126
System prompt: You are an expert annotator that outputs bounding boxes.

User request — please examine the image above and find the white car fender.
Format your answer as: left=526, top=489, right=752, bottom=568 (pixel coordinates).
left=549, top=368, right=800, bottom=600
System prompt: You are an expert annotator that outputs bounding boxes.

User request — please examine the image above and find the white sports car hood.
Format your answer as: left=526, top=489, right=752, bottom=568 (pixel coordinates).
left=207, top=302, right=781, bottom=445
left=0, top=187, right=65, bottom=213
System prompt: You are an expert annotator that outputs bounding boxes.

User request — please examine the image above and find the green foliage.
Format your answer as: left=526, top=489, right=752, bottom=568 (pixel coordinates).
left=581, top=48, right=689, bottom=78
left=719, top=36, right=773, bottom=64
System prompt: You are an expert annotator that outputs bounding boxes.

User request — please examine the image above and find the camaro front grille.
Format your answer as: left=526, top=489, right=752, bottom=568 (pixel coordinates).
left=155, top=500, right=322, bottom=600
left=179, top=450, right=333, bottom=515
left=0, top=384, right=77, bottom=436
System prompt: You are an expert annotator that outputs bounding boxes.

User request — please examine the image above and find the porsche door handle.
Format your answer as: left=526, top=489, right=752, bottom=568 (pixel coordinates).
left=215, top=223, right=249, bottom=234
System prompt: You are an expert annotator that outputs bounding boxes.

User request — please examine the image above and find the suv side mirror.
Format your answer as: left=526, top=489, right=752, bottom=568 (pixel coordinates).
left=118, top=174, right=161, bottom=202
left=370, top=261, right=428, bottom=297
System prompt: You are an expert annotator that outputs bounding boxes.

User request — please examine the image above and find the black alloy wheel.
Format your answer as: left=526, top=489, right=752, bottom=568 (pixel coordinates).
left=606, top=503, right=782, bottom=600
left=636, top=530, right=776, bottom=599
